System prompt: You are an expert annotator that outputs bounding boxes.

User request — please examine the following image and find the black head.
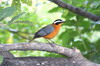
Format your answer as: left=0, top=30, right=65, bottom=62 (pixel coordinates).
left=53, top=19, right=64, bottom=25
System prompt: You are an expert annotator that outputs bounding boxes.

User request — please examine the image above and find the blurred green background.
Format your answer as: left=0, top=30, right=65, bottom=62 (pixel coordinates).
left=0, top=0, right=100, bottom=63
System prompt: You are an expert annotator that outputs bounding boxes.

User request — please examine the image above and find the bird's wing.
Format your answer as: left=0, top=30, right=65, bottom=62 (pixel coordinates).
left=34, top=24, right=54, bottom=38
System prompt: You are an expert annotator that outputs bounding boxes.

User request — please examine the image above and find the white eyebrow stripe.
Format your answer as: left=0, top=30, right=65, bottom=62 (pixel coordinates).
left=54, top=21, right=62, bottom=23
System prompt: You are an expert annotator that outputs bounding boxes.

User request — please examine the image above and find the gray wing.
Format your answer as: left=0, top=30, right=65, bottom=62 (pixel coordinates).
left=34, top=24, right=54, bottom=38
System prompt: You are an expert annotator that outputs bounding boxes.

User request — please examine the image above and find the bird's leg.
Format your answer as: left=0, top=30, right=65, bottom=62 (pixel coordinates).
left=45, top=39, right=51, bottom=44
left=49, top=39, right=56, bottom=44
left=45, top=39, right=55, bottom=47
left=48, top=39, right=56, bottom=47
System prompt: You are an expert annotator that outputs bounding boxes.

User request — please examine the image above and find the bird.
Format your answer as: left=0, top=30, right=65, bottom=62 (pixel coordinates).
left=29, top=19, right=65, bottom=44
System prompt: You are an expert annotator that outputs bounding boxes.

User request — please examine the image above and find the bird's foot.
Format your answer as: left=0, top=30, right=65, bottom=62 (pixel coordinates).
left=48, top=43, right=55, bottom=47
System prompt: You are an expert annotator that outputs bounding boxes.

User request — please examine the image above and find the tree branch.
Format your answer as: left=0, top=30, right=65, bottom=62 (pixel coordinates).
left=0, top=25, right=32, bottom=39
left=50, top=0, right=100, bottom=21
left=0, top=42, right=80, bottom=57
left=0, top=51, right=14, bottom=58
left=0, top=42, right=100, bottom=66
left=1, top=57, right=71, bottom=66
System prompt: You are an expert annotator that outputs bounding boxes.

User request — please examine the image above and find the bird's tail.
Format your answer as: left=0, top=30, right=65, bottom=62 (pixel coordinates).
left=28, top=37, right=35, bottom=43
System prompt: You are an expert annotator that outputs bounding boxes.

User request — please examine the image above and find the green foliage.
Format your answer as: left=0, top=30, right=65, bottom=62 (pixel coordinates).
left=8, top=12, right=26, bottom=25
left=0, top=55, right=3, bottom=65
left=0, top=7, right=16, bottom=21
left=0, top=0, right=100, bottom=64
left=11, top=0, right=21, bottom=12
left=48, top=7, right=63, bottom=13
left=63, top=0, right=72, bottom=4
left=21, top=0, right=32, bottom=6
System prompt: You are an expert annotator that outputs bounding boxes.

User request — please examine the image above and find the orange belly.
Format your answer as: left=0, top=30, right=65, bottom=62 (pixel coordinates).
left=43, top=24, right=61, bottom=39
left=43, top=30, right=59, bottom=39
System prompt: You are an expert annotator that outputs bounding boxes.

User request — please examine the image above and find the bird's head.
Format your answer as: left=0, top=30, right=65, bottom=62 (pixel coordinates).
left=53, top=19, right=65, bottom=25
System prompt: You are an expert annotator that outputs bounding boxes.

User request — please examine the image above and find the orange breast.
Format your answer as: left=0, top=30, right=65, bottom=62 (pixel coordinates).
left=43, top=24, right=62, bottom=39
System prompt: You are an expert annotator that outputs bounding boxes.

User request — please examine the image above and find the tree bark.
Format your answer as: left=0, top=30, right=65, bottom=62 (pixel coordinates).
left=0, top=42, right=100, bottom=66
left=1, top=57, right=99, bottom=66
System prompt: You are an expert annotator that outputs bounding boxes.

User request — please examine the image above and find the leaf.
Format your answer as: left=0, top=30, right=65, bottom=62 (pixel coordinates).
left=13, top=21, right=33, bottom=26
left=63, top=0, right=72, bottom=4
left=72, top=41, right=86, bottom=51
left=0, top=55, right=3, bottom=65
left=63, top=12, right=76, bottom=20
left=90, top=21, right=100, bottom=29
left=62, top=10, right=69, bottom=18
left=48, top=7, right=62, bottom=13
left=8, top=12, right=25, bottom=24
left=11, top=0, right=21, bottom=13
left=72, top=0, right=85, bottom=7
left=7, top=33, right=13, bottom=44
left=0, top=7, right=16, bottom=21
left=21, top=0, right=32, bottom=6
left=59, top=29, right=79, bottom=47
left=94, top=24, right=100, bottom=31
left=95, top=39, right=100, bottom=51
left=63, top=20, right=76, bottom=26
